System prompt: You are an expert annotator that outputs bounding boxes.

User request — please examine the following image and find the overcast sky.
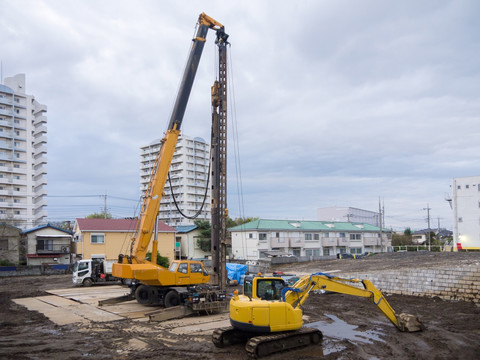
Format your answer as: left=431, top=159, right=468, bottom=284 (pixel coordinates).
left=2, top=0, right=479, bottom=230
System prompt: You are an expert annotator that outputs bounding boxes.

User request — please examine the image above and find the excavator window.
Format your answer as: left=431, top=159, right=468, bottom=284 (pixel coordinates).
left=257, top=279, right=285, bottom=301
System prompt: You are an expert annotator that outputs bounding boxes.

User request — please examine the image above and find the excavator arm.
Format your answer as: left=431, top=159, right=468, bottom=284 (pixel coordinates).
left=282, top=272, right=423, bottom=332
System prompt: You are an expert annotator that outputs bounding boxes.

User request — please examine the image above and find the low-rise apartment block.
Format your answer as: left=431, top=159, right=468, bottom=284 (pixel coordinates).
left=230, top=219, right=391, bottom=260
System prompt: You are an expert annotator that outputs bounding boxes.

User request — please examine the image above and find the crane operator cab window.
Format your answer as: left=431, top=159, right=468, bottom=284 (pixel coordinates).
left=257, top=279, right=285, bottom=301
left=178, top=263, right=188, bottom=274
left=190, top=263, right=203, bottom=273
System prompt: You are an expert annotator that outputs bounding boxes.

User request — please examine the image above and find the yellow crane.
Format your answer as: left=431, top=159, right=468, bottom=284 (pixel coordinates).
left=112, top=13, right=229, bottom=308
left=213, top=273, right=423, bottom=357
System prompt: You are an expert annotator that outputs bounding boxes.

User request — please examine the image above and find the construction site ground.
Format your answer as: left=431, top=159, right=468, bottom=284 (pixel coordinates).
left=1, top=252, right=479, bottom=360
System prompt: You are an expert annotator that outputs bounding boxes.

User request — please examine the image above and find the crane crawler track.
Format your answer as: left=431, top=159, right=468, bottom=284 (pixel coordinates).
left=245, top=327, right=322, bottom=358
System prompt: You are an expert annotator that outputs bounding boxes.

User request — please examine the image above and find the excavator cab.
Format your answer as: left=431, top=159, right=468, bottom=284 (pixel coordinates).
left=243, top=276, right=286, bottom=300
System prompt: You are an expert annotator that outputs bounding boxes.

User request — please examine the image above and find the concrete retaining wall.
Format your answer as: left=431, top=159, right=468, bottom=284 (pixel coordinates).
left=0, top=264, right=71, bottom=277
left=338, top=264, right=480, bottom=303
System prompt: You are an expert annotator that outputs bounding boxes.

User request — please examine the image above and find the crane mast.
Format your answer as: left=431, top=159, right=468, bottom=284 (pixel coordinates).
left=210, top=30, right=228, bottom=290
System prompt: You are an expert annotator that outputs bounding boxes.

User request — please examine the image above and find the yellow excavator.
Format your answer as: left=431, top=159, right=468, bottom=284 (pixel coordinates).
left=213, top=272, right=423, bottom=358
left=111, top=13, right=229, bottom=308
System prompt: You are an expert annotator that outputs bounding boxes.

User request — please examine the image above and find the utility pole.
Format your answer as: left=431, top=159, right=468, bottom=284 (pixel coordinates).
left=378, top=198, right=383, bottom=252
left=423, top=204, right=431, bottom=251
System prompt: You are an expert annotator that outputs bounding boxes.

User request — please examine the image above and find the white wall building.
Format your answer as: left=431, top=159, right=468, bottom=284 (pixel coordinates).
left=317, top=206, right=381, bottom=226
left=140, top=135, right=211, bottom=226
left=0, top=74, right=47, bottom=229
left=230, top=219, right=391, bottom=260
left=451, top=176, right=480, bottom=250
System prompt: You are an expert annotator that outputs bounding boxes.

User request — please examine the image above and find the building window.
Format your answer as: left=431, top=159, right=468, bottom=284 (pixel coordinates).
left=305, top=233, right=312, bottom=241
left=0, top=239, right=8, bottom=250
left=466, top=185, right=470, bottom=189
left=458, top=217, right=463, bottom=223
left=91, top=233, right=105, bottom=244
left=323, top=233, right=329, bottom=238
left=37, top=239, right=53, bottom=251
left=350, top=247, right=363, bottom=255
left=350, top=234, right=362, bottom=240
left=339, top=232, right=346, bottom=238
left=313, top=233, right=320, bottom=240
left=259, top=233, right=267, bottom=241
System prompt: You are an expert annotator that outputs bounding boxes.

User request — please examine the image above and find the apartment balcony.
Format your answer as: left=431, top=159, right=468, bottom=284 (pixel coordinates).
left=0, top=97, right=13, bottom=106
left=34, top=125, right=47, bottom=134
left=0, top=142, right=12, bottom=150
left=288, top=237, right=305, bottom=248
left=338, top=237, right=350, bottom=247
left=321, top=238, right=339, bottom=247
left=36, top=244, right=70, bottom=255
left=34, top=176, right=48, bottom=187
left=0, top=119, right=11, bottom=127
left=0, top=109, right=12, bottom=116
left=33, top=104, right=47, bottom=114
left=34, top=156, right=47, bottom=167
left=33, top=115, right=47, bottom=126
left=363, top=238, right=380, bottom=246
left=33, top=135, right=47, bottom=146
left=34, top=145, right=47, bottom=155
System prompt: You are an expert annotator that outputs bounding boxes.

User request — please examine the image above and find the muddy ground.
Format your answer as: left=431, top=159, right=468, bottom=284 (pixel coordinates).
left=1, top=252, right=479, bottom=359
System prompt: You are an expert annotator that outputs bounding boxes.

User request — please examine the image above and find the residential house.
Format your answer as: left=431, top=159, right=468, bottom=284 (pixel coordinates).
left=175, top=224, right=210, bottom=260
left=230, top=219, right=391, bottom=260
left=0, top=223, right=22, bottom=264
left=23, top=223, right=73, bottom=265
left=74, top=218, right=175, bottom=262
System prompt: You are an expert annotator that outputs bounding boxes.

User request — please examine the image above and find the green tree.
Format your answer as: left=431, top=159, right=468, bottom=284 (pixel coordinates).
left=404, top=228, right=412, bottom=236
left=145, top=251, right=170, bottom=268
left=194, top=219, right=211, bottom=253
left=86, top=211, right=112, bottom=219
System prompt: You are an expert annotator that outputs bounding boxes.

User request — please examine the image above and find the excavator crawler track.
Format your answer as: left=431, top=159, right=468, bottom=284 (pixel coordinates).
left=245, top=327, right=323, bottom=359
left=212, top=326, right=253, bottom=348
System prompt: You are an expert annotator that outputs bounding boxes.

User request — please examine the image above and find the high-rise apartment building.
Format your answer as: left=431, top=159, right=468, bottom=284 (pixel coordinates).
left=140, top=135, right=211, bottom=226
left=451, top=176, right=480, bottom=250
left=0, top=74, right=47, bottom=228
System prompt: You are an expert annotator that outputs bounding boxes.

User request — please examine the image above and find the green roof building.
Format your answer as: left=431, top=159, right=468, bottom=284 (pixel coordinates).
left=230, top=219, right=391, bottom=260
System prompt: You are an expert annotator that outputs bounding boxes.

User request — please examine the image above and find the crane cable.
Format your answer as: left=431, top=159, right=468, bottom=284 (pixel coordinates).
left=168, top=147, right=212, bottom=220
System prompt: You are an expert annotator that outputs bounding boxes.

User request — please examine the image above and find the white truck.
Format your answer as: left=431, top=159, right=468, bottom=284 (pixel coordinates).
left=72, top=259, right=121, bottom=286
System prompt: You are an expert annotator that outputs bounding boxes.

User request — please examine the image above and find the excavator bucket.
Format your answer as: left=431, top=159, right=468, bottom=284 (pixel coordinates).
left=396, top=313, right=424, bottom=332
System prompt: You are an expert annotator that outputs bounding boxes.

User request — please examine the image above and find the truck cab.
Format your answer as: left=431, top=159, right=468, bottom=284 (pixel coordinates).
left=73, top=259, right=118, bottom=286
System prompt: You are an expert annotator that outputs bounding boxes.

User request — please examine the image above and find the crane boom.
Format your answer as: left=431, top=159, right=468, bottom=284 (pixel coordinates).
left=127, top=13, right=227, bottom=264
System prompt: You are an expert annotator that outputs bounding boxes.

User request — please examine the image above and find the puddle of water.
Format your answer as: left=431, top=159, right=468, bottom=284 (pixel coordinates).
left=305, top=314, right=385, bottom=345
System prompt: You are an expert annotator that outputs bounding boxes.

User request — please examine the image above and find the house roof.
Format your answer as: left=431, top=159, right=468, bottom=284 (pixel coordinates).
left=75, top=218, right=175, bottom=232
left=175, top=225, right=198, bottom=233
left=23, top=223, right=73, bottom=235
left=228, top=219, right=389, bottom=232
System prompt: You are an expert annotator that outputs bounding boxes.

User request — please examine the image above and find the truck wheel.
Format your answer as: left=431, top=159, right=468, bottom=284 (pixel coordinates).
left=135, top=285, right=151, bottom=305
left=164, top=290, right=181, bottom=308
left=83, top=278, right=93, bottom=287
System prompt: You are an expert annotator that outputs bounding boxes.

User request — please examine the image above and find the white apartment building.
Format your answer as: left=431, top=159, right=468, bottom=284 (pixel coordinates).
left=0, top=74, right=47, bottom=229
left=230, top=219, right=391, bottom=260
left=317, top=206, right=381, bottom=226
left=451, top=176, right=480, bottom=250
left=140, top=135, right=211, bottom=226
